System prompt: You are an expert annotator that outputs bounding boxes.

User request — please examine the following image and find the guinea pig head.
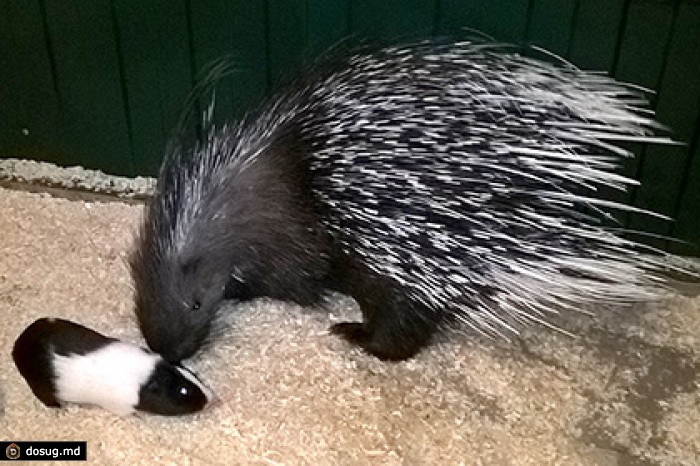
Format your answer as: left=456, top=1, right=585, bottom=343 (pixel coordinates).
left=136, top=360, right=210, bottom=415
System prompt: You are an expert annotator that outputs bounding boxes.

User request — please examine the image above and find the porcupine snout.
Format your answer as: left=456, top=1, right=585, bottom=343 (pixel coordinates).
left=131, top=218, right=232, bottom=363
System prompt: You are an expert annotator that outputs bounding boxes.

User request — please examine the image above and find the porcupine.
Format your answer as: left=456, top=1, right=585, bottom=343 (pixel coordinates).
left=130, top=39, right=687, bottom=364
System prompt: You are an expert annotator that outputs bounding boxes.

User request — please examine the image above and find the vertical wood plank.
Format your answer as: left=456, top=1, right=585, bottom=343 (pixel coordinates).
left=562, top=1, right=628, bottom=214
left=633, top=2, right=700, bottom=250
left=43, top=0, right=133, bottom=175
left=349, top=0, right=437, bottom=42
left=307, top=0, right=351, bottom=56
left=188, top=0, right=268, bottom=129
left=612, top=2, right=675, bottom=92
left=0, top=0, right=64, bottom=166
left=524, top=0, right=577, bottom=56
left=266, top=0, right=308, bottom=89
left=614, top=1, right=681, bottom=248
left=567, top=0, right=626, bottom=70
left=670, top=123, right=700, bottom=256
left=111, top=0, right=193, bottom=175
left=605, top=0, right=675, bottom=243
left=437, top=0, right=531, bottom=42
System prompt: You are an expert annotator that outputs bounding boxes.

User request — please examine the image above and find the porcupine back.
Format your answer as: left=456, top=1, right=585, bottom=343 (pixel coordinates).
left=133, top=39, right=686, bottom=362
left=295, top=41, right=681, bottom=337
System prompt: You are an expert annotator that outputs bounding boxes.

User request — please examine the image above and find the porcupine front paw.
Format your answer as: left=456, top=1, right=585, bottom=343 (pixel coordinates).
left=330, top=318, right=434, bottom=361
left=327, top=252, right=442, bottom=360
left=330, top=322, right=422, bottom=360
left=329, top=322, right=369, bottom=343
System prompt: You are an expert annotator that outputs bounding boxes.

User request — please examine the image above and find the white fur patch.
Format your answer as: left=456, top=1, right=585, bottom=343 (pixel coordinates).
left=52, top=342, right=159, bottom=416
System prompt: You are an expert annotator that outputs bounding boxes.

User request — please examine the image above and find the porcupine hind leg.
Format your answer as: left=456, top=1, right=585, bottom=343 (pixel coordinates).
left=329, top=256, right=443, bottom=361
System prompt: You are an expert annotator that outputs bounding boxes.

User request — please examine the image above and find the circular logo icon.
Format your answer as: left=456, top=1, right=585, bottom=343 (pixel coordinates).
left=6, top=443, right=20, bottom=460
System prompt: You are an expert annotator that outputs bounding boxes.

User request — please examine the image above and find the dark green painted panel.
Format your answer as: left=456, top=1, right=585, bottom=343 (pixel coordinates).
left=43, top=0, right=133, bottom=175
left=567, top=0, right=627, bottom=70
left=608, top=0, right=675, bottom=235
left=111, top=0, right=192, bottom=175
left=0, top=0, right=63, bottom=165
left=559, top=0, right=628, bottom=212
left=437, top=0, right=531, bottom=42
left=189, top=0, right=268, bottom=131
left=349, top=0, right=437, bottom=42
left=307, top=0, right=351, bottom=56
left=646, top=2, right=700, bottom=251
left=525, top=0, right=577, bottom=56
left=266, top=0, right=307, bottom=88
left=612, top=1, right=675, bottom=94
left=671, top=122, right=700, bottom=256
left=625, top=2, right=698, bottom=248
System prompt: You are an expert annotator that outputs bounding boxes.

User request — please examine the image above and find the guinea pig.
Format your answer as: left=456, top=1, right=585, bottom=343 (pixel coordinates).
left=12, top=317, right=210, bottom=416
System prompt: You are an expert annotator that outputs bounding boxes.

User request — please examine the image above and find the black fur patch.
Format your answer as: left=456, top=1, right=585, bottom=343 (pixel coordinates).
left=12, top=318, right=114, bottom=407
left=136, top=361, right=208, bottom=415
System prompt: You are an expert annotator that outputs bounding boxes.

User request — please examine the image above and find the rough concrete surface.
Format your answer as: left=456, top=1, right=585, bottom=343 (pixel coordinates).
left=0, top=160, right=699, bottom=465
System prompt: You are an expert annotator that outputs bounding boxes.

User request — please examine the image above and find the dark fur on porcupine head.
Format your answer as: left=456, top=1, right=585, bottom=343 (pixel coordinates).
left=131, top=38, right=694, bottom=363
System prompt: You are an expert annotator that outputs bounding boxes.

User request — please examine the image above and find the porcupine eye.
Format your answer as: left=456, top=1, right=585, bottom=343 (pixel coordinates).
left=180, top=259, right=205, bottom=311
left=181, top=257, right=200, bottom=277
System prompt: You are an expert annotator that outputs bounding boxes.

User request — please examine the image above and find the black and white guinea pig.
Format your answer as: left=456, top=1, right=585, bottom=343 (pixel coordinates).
left=12, top=317, right=211, bottom=416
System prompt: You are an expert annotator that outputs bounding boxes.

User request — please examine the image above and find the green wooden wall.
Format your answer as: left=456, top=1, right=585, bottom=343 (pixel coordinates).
left=1, top=0, right=699, bottom=255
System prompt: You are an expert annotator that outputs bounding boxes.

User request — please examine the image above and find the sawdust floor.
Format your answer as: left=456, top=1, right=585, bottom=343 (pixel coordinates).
left=1, top=184, right=699, bottom=465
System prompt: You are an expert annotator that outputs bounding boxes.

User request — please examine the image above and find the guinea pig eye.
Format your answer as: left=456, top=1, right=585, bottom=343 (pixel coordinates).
left=192, top=300, right=201, bottom=311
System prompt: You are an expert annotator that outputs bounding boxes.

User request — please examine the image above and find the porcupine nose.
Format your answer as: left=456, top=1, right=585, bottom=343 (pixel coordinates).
left=146, top=325, right=207, bottom=364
